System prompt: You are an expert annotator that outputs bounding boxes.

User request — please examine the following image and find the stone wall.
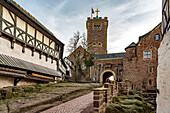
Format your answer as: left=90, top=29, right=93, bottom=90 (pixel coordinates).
left=124, top=24, right=162, bottom=92
left=93, top=58, right=124, bottom=83
left=0, top=36, right=57, bottom=70
left=157, top=30, right=170, bottom=113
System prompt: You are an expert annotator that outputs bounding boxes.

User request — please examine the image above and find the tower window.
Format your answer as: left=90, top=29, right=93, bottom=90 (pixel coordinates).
left=94, top=24, right=101, bottom=29
left=155, top=34, right=160, bottom=40
left=98, top=43, right=102, bottom=47
left=144, top=51, right=151, bottom=59
left=93, top=43, right=96, bottom=47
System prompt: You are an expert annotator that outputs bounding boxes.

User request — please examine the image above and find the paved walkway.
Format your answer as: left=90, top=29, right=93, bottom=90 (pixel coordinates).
left=41, top=92, right=93, bottom=113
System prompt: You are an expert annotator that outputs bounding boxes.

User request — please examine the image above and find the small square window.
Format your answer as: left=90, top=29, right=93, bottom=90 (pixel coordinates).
left=144, top=51, right=151, bottom=59
left=155, top=34, right=160, bottom=40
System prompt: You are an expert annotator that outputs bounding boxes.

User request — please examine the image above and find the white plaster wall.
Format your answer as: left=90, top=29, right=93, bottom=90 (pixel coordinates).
left=36, top=31, right=43, bottom=41
left=27, top=24, right=35, bottom=37
left=0, top=76, right=14, bottom=88
left=2, top=7, right=14, bottom=24
left=44, top=36, right=49, bottom=45
left=50, top=41, right=55, bottom=49
left=17, top=79, right=38, bottom=86
left=157, top=30, right=170, bottom=113
left=0, top=37, right=57, bottom=70
left=16, top=17, right=26, bottom=31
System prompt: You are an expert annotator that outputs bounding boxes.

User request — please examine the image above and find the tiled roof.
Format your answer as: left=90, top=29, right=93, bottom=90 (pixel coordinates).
left=125, top=42, right=136, bottom=50
left=93, top=52, right=126, bottom=60
left=0, top=54, right=60, bottom=77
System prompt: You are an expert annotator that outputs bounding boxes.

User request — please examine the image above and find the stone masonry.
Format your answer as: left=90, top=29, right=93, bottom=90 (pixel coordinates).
left=124, top=23, right=162, bottom=92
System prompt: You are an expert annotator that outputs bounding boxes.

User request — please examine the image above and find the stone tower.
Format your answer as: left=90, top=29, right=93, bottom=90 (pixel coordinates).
left=86, top=9, right=108, bottom=55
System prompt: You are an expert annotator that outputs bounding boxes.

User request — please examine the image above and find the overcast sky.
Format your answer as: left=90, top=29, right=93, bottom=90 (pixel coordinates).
left=15, top=0, right=162, bottom=56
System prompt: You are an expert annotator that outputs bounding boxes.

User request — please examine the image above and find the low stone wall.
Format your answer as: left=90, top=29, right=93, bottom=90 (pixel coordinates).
left=93, top=80, right=131, bottom=112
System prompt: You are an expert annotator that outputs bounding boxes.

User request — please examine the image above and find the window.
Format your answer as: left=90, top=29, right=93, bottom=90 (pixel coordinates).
left=132, top=49, right=134, bottom=53
left=55, top=44, right=59, bottom=51
left=149, top=67, right=153, bottom=73
left=144, top=51, right=151, bottom=59
left=78, top=55, right=82, bottom=58
left=94, top=25, right=100, bottom=29
left=155, top=34, right=160, bottom=40
left=98, top=43, right=101, bottom=47
left=82, top=65, right=86, bottom=69
left=93, top=43, right=96, bottom=47
left=149, top=80, right=152, bottom=86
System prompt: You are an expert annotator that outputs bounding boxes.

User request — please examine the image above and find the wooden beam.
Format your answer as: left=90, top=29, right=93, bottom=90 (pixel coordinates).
left=14, top=77, right=22, bottom=86
left=11, top=39, right=15, bottom=49
left=25, top=23, right=28, bottom=45
left=34, top=30, right=37, bottom=48
left=22, top=44, right=25, bottom=53
left=0, top=4, right=3, bottom=36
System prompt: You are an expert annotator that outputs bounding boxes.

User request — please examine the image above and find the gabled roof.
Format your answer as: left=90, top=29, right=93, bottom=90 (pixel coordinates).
left=93, top=52, right=126, bottom=60
left=125, top=42, right=136, bottom=50
left=137, top=22, right=162, bottom=44
left=0, top=54, right=60, bottom=77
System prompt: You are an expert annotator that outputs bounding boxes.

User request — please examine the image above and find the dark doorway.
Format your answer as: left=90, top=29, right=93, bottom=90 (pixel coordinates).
left=103, top=72, right=113, bottom=84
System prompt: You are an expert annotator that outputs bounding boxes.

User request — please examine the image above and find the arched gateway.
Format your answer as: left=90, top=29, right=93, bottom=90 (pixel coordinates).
left=100, top=70, right=116, bottom=83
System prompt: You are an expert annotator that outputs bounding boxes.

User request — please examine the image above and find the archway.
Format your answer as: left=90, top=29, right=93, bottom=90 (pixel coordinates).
left=100, top=70, right=116, bottom=84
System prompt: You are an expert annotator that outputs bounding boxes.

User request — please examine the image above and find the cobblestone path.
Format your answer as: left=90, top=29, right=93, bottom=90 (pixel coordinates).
left=41, top=92, right=93, bottom=113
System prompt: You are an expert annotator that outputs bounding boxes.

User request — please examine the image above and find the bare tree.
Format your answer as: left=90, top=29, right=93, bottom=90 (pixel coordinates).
left=67, top=31, right=94, bottom=82
left=67, top=31, right=83, bottom=81
left=67, top=31, right=82, bottom=54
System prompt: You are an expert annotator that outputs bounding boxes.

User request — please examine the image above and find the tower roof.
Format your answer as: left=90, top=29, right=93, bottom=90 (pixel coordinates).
left=125, top=42, right=136, bottom=50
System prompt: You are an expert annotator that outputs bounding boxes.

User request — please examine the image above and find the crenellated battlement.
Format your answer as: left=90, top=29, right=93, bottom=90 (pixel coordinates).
left=87, top=17, right=108, bottom=21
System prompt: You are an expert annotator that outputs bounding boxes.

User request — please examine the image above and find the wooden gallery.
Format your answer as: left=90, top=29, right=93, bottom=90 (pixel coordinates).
left=0, top=0, right=64, bottom=88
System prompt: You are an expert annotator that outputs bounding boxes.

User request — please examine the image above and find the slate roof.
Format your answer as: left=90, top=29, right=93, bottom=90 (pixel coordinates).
left=125, top=42, right=136, bottom=50
left=93, top=52, right=126, bottom=60
left=0, top=54, right=60, bottom=77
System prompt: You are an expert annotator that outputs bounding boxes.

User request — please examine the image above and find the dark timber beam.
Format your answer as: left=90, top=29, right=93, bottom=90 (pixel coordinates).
left=14, top=77, right=22, bottom=86
left=0, top=4, right=3, bottom=36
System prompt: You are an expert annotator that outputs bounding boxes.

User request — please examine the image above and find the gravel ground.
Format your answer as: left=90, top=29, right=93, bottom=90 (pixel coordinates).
left=41, top=92, right=93, bottom=113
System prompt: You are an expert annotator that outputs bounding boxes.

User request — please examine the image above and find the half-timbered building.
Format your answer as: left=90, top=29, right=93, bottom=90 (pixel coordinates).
left=0, top=0, right=64, bottom=88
